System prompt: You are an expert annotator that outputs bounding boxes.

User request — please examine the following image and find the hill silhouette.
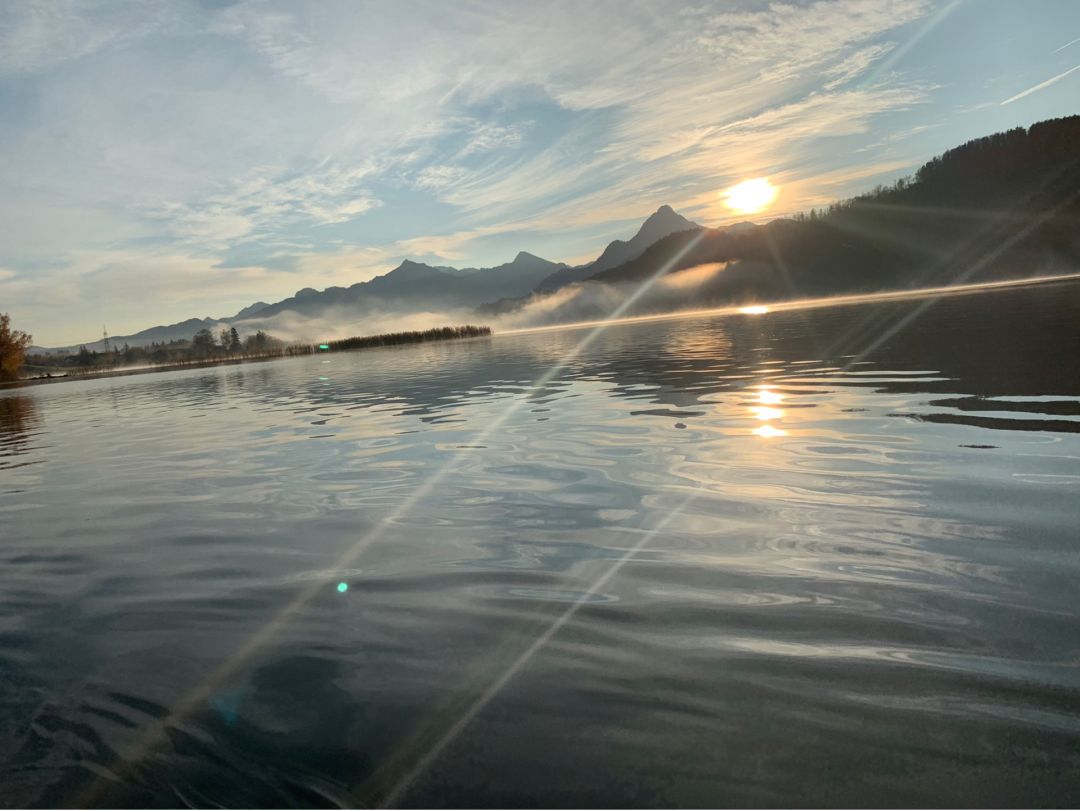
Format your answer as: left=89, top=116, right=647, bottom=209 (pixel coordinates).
left=585, top=116, right=1080, bottom=307
left=536, top=205, right=700, bottom=291
left=41, top=116, right=1080, bottom=351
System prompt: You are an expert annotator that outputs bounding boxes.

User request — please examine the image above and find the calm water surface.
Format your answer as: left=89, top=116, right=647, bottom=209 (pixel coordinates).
left=2, top=282, right=1080, bottom=807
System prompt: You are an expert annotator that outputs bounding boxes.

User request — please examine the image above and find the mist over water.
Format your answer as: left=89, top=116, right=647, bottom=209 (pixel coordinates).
left=224, top=260, right=735, bottom=343
left=1, top=281, right=1079, bottom=807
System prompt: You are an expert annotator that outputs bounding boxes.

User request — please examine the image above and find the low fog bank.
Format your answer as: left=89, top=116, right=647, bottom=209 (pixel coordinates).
left=229, top=261, right=756, bottom=342
left=491, top=260, right=781, bottom=329
left=232, top=305, right=485, bottom=345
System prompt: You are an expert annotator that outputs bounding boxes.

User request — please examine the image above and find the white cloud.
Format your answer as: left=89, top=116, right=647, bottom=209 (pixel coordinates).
left=823, top=43, right=896, bottom=90
left=0, top=0, right=177, bottom=75
left=688, top=0, right=928, bottom=80
left=151, top=161, right=386, bottom=252
left=414, top=165, right=467, bottom=191
left=1, top=0, right=949, bottom=344
left=460, top=121, right=531, bottom=155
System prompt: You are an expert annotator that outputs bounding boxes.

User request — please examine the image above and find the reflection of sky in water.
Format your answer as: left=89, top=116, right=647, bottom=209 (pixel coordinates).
left=0, top=282, right=1079, bottom=806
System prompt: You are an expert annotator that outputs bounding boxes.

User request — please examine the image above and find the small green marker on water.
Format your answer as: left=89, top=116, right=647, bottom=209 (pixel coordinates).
left=337, top=582, right=348, bottom=593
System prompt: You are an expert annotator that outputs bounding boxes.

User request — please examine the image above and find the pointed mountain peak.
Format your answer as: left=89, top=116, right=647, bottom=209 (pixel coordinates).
left=511, top=250, right=546, bottom=264
left=628, top=205, right=700, bottom=249
left=537, top=204, right=702, bottom=290
left=640, top=204, right=697, bottom=231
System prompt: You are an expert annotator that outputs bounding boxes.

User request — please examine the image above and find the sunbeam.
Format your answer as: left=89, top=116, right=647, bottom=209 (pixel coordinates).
left=377, top=488, right=705, bottom=808
left=73, top=227, right=711, bottom=806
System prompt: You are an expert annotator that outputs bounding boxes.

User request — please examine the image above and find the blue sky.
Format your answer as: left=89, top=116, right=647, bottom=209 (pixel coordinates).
left=1, top=0, right=1078, bottom=345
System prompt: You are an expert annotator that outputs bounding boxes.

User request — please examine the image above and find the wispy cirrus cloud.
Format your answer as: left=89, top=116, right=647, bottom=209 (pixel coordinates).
left=823, top=43, right=896, bottom=90
left=149, top=161, right=387, bottom=253
left=4, top=0, right=1073, bottom=344
left=414, top=165, right=468, bottom=191
left=0, top=0, right=178, bottom=75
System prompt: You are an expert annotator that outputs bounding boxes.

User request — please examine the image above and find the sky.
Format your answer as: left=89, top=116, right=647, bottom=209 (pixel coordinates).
left=1, top=0, right=1078, bottom=346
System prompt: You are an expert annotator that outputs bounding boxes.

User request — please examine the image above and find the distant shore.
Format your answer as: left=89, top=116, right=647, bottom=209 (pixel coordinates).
left=3, top=325, right=493, bottom=390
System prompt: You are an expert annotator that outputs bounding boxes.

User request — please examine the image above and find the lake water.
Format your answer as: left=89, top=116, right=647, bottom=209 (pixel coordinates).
left=2, top=281, right=1080, bottom=807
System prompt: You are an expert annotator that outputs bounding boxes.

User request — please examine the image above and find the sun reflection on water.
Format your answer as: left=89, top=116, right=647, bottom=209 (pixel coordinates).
left=750, top=405, right=785, bottom=421
left=753, top=423, right=787, bottom=438
left=750, top=387, right=787, bottom=438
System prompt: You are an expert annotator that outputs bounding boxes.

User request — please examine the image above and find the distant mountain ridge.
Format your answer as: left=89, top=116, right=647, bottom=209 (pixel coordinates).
left=536, top=205, right=700, bottom=291
left=47, top=250, right=577, bottom=351
left=250, top=250, right=566, bottom=322
left=46, top=206, right=699, bottom=350
left=35, top=117, right=1080, bottom=353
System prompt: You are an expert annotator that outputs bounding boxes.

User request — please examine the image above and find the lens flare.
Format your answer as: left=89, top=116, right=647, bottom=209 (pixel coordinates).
left=740, top=305, right=770, bottom=315
left=337, top=582, right=348, bottom=593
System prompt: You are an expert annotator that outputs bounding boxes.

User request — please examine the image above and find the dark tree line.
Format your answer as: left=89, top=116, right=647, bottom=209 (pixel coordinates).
left=319, top=325, right=491, bottom=352
left=589, top=115, right=1080, bottom=305
left=24, top=328, right=289, bottom=375
left=21, top=324, right=493, bottom=378
left=0, top=313, right=33, bottom=381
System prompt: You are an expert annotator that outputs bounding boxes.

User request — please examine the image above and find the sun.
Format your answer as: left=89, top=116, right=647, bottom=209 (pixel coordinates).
left=723, top=178, right=779, bottom=215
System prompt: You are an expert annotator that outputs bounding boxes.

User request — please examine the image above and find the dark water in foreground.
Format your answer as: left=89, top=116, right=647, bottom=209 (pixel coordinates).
left=2, top=282, right=1080, bottom=807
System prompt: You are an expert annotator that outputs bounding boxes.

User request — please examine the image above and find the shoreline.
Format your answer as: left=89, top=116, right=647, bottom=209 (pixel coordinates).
left=5, top=271, right=1078, bottom=391
left=3, top=326, right=493, bottom=390
left=3, top=352, right=289, bottom=389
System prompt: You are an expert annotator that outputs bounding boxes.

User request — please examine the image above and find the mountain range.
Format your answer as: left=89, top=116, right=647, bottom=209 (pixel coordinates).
left=40, top=115, right=1080, bottom=353
left=44, top=204, right=701, bottom=352
left=534, top=205, right=699, bottom=291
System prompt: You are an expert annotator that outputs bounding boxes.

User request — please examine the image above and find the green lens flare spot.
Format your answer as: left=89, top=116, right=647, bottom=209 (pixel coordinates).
left=319, top=344, right=330, bottom=351
left=337, top=582, right=348, bottom=593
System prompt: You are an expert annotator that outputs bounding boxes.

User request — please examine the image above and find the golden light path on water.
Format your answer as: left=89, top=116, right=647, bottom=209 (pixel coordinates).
left=77, top=266, right=1080, bottom=806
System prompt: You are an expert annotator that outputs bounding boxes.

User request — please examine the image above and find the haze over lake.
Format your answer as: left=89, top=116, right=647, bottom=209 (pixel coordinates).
left=2, top=280, right=1079, bottom=806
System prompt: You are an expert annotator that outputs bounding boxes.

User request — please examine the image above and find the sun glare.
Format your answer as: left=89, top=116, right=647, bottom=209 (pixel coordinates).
left=740, top=305, right=769, bottom=315
left=750, top=405, right=784, bottom=421
left=753, top=424, right=787, bottom=439
left=723, top=178, right=778, bottom=215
